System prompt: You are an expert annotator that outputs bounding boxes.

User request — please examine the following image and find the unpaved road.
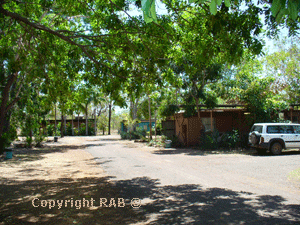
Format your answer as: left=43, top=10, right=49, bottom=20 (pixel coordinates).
left=84, top=135, right=300, bottom=224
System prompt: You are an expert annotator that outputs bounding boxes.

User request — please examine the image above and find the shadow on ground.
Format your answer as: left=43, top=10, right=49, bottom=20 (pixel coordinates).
left=152, top=147, right=300, bottom=157
left=1, top=143, right=106, bottom=163
left=0, top=176, right=299, bottom=225
left=152, top=147, right=257, bottom=156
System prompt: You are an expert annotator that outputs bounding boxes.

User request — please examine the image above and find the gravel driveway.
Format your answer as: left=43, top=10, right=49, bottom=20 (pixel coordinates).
left=85, top=135, right=300, bottom=224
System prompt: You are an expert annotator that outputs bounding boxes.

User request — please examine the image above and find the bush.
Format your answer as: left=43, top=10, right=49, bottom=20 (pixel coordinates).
left=46, top=124, right=60, bottom=136
left=170, top=135, right=182, bottom=148
left=34, top=130, right=47, bottom=147
left=65, top=122, right=73, bottom=136
left=200, top=130, right=219, bottom=150
left=120, top=127, right=146, bottom=140
left=78, top=122, right=95, bottom=136
left=0, top=127, right=17, bottom=154
left=219, top=129, right=240, bottom=149
left=26, top=136, right=33, bottom=148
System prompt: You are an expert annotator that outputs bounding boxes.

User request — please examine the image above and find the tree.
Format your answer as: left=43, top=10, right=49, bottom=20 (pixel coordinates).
left=166, top=2, right=264, bottom=126
left=0, top=0, right=172, bottom=149
left=216, top=55, right=288, bottom=124
left=265, top=37, right=300, bottom=104
left=143, top=0, right=300, bottom=35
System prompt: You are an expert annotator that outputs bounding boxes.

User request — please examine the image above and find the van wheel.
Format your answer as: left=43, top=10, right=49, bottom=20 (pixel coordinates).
left=270, top=142, right=282, bottom=155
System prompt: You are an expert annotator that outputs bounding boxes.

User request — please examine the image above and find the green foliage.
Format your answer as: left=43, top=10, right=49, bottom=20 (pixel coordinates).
left=271, top=0, right=300, bottom=22
left=65, top=123, right=74, bottom=136
left=120, top=127, right=146, bottom=140
left=141, top=0, right=157, bottom=23
left=219, top=129, right=240, bottom=149
left=200, top=129, right=240, bottom=150
left=217, top=55, right=288, bottom=124
left=78, top=123, right=95, bottom=136
left=161, top=135, right=167, bottom=142
left=200, top=131, right=219, bottom=150
left=265, top=39, right=300, bottom=105
left=34, top=130, right=47, bottom=147
left=25, top=137, right=33, bottom=148
left=169, top=135, right=182, bottom=148
left=0, top=128, right=17, bottom=153
left=1, top=0, right=298, bottom=150
left=46, top=124, right=61, bottom=137
left=158, top=104, right=180, bottom=119
left=144, top=0, right=299, bottom=34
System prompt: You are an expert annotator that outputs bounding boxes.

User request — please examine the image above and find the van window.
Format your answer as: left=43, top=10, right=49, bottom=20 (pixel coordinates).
left=251, top=125, right=263, bottom=133
left=293, top=125, right=300, bottom=134
left=267, top=126, right=280, bottom=134
left=267, top=125, right=294, bottom=134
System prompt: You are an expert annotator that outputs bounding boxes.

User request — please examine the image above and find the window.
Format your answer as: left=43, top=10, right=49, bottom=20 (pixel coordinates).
left=286, top=126, right=294, bottom=134
left=267, top=125, right=294, bottom=134
left=267, top=126, right=280, bottom=134
left=293, top=126, right=300, bottom=134
left=251, top=125, right=263, bottom=133
left=202, top=118, right=215, bottom=132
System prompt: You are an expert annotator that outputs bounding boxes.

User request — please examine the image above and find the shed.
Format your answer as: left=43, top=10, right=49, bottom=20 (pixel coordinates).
left=174, top=108, right=251, bottom=146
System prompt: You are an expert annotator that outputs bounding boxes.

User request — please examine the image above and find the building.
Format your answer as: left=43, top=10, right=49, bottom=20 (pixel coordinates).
left=120, top=120, right=156, bottom=132
left=162, top=104, right=300, bottom=146
left=173, top=108, right=251, bottom=146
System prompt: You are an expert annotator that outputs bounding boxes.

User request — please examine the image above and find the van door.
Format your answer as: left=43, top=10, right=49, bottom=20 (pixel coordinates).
left=266, top=125, right=294, bottom=148
left=292, top=125, right=300, bottom=148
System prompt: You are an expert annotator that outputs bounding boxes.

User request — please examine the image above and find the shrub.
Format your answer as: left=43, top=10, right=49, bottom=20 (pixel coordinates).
left=65, top=122, right=73, bottom=136
left=78, top=122, right=95, bottom=136
left=199, top=130, right=219, bottom=150
left=170, top=135, right=182, bottom=148
left=219, top=129, right=240, bottom=149
left=26, top=136, right=33, bottom=148
left=0, top=127, right=17, bottom=154
left=120, top=127, right=146, bottom=140
left=35, top=134, right=46, bottom=147
left=46, top=124, right=60, bottom=136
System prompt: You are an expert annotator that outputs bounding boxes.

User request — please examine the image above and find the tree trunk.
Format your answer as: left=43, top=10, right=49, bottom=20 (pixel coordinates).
left=0, top=72, right=19, bottom=151
left=86, top=105, right=88, bottom=136
left=210, top=110, right=213, bottom=132
left=0, top=71, right=19, bottom=138
left=61, top=114, right=64, bottom=138
left=55, top=104, right=57, bottom=137
left=148, top=96, right=152, bottom=140
left=94, top=108, right=97, bottom=136
left=78, top=113, right=80, bottom=131
left=0, top=110, right=12, bottom=153
left=108, top=104, right=111, bottom=135
left=131, top=97, right=139, bottom=132
left=29, top=129, right=33, bottom=148
left=155, top=112, right=157, bottom=142
left=64, top=115, right=66, bottom=134
left=71, top=114, right=74, bottom=136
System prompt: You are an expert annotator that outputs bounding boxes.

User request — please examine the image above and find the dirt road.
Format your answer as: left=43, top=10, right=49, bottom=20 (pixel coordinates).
left=1, top=135, right=299, bottom=224
left=85, top=135, right=300, bottom=224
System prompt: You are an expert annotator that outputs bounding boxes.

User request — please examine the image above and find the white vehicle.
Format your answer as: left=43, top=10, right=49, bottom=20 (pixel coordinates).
left=249, top=123, right=300, bottom=155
